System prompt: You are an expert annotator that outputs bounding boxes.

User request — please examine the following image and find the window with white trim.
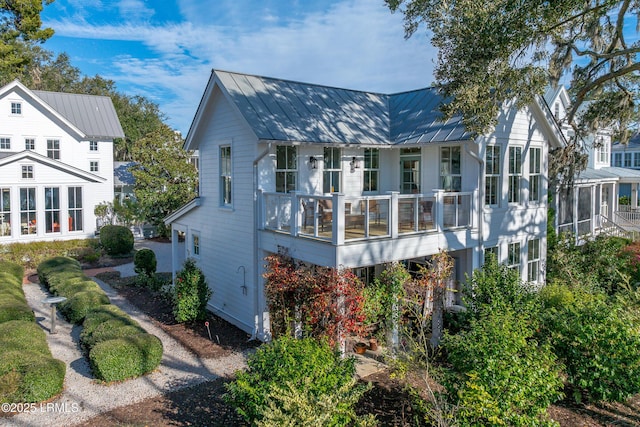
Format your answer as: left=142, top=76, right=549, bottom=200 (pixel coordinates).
left=0, top=138, right=10, bottom=149
left=47, top=139, right=60, bottom=160
left=0, top=188, right=10, bottom=237
left=89, top=141, right=98, bottom=151
left=485, top=146, right=500, bottom=206
left=634, top=153, right=640, bottom=168
left=508, top=146, right=522, bottom=203
left=90, top=161, right=99, bottom=172
left=527, top=239, right=540, bottom=282
left=20, top=188, right=36, bottom=235
left=529, top=147, right=541, bottom=203
left=220, top=146, right=232, bottom=205
left=68, top=187, right=83, bottom=231
left=192, top=232, right=200, bottom=257
left=625, top=152, right=632, bottom=167
left=440, top=146, right=461, bottom=191
left=484, top=246, right=498, bottom=264
left=595, top=138, right=609, bottom=164
left=323, top=147, right=341, bottom=193
left=613, top=152, right=622, bottom=167
left=25, top=138, right=34, bottom=150
left=21, top=165, right=33, bottom=179
left=44, top=187, right=60, bottom=233
left=363, top=148, right=379, bottom=192
left=507, top=242, right=521, bottom=272
left=276, top=146, right=297, bottom=193
left=11, top=102, right=21, bottom=115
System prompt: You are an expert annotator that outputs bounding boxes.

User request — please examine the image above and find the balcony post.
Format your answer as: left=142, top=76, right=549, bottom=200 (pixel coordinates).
left=433, top=189, right=444, bottom=232
left=290, top=191, right=300, bottom=237
left=388, top=192, right=399, bottom=238
left=333, top=193, right=345, bottom=245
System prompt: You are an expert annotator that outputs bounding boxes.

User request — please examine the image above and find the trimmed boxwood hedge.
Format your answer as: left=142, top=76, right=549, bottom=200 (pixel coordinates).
left=0, top=262, right=35, bottom=323
left=89, top=334, right=163, bottom=382
left=36, top=256, right=163, bottom=382
left=0, top=321, right=65, bottom=403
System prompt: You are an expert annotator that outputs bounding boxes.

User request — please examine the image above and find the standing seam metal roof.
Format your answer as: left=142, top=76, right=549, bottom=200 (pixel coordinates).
left=32, top=90, right=125, bottom=139
left=214, top=70, right=473, bottom=145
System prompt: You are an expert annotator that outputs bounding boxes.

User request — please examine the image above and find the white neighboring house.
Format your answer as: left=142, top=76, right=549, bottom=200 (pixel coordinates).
left=0, top=80, right=124, bottom=243
left=165, top=70, right=565, bottom=340
left=545, top=86, right=640, bottom=237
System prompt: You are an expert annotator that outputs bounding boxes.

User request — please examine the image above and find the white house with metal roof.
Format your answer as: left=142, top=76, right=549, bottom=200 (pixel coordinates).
left=0, top=80, right=124, bottom=243
left=545, top=86, right=640, bottom=237
left=165, top=70, right=564, bottom=340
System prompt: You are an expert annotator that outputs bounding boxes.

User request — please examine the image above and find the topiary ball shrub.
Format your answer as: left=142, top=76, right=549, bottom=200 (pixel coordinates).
left=59, top=290, right=110, bottom=324
left=224, top=336, right=370, bottom=426
left=173, top=258, right=211, bottom=323
left=89, top=333, right=163, bottom=382
left=99, top=225, right=134, bottom=256
left=134, top=248, right=157, bottom=278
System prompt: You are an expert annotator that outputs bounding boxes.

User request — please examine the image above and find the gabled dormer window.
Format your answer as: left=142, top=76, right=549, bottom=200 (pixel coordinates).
left=11, top=102, right=21, bottom=115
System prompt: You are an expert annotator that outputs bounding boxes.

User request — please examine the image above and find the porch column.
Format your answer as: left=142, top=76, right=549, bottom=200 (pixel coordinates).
left=171, top=226, right=179, bottom=285
left=332, top=193, right=345, bottom=246
left=389, top=191, right=399, bottom=239
left=573, top=186, right=579, bottom=242
left=591, top=185, right=596, bottom=235
left=290, top=191, right=300, bottom=237
left=632, top=182, right=638, bottom=209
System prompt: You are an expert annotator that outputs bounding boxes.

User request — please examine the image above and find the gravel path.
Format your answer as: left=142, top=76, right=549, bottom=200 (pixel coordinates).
left=6, top=272, right=248, bottom=427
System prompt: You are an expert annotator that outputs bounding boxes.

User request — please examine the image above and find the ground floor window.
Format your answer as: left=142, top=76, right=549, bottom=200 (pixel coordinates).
left=45, top=187, right=60, bottom=233
left=0, top=188, right=10, bottom=236
left=507, top=242, right=521, bottom=273
left=192, top=232, right=200, bottom=257
left=527, top=239, right=540, bottom=282
left=20, top=188, right=36, bottom=235
left=68, top=187, right=83, bottom=231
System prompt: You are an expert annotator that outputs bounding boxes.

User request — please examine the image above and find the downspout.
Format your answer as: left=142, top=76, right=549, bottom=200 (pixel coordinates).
left=465, top=141, right=484, bottom=258
left=250, top=142, right=272, bottom=341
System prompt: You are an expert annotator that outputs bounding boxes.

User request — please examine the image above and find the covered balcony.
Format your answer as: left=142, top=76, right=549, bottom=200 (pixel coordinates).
left=260, top=190, right=475, bottom=246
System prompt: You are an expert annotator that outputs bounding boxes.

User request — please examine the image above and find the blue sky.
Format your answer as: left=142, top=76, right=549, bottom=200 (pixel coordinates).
left=41, top=0, right=437, bottom=134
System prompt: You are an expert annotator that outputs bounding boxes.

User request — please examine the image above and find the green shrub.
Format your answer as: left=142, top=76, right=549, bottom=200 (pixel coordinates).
left=81, top=320, right=145, bottom=349
left=173, top=258, right=211, bottom=322
left=37, top=256, right=81, bottom=285
left=0, top=298, right=35, bottom=323
left=54, top=278, right=102, bottom=297
left=59, top=290, right=110, bottom=324
left=0, top=321, right=51, bottom=356
left=0, top=239, right=99, bottom=270
left=443, top=309, right=563, bottom=426
left=134, top=248, right=157, bottom=277
left=539, top=285, right=640, bottom=402
left=0, top=351, right=66, bottom=403
left=0, top=321, right=65, bottom=403
left=46, top=270, right=88, bottom=293
left=0, top=261, right=23, bottom=282
left=82, top=304, right=135, bottom=335
left=225, top=336, right=369, bottom=426
left=99, top=225, right=134, bottom=256
left=89, top=334, right=163, bottom=382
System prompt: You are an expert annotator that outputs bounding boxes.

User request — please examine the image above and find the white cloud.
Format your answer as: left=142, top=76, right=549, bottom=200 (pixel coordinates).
left=117, top=0, right=155, bottom=21
left=46, top=0, right=437, bottom=133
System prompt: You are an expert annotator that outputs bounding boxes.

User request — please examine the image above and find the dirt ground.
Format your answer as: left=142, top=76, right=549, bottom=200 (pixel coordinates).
left=77, top=271, right=640, bottom=427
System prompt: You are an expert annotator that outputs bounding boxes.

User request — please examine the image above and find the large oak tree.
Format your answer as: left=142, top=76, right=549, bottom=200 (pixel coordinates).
left=386, top=0, right=640, bottom=143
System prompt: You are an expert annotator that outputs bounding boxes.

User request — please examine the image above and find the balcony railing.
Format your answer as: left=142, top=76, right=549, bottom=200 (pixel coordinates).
left=261, top=190, right=475, bottom=245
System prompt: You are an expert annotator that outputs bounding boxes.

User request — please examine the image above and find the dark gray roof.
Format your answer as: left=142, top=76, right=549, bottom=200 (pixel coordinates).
left=214, top=70, right=472, bottom=145
left=33, top=90, right=125, bottom=139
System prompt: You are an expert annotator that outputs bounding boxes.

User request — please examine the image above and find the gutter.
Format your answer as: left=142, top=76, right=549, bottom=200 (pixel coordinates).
left=250, top=142, right=272, bottom=341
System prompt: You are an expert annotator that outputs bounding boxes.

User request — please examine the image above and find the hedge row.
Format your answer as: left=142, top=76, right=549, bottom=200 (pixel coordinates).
left=37, top=257, right=162, bottom=382
left=0, top=261, right=65, bottom=403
